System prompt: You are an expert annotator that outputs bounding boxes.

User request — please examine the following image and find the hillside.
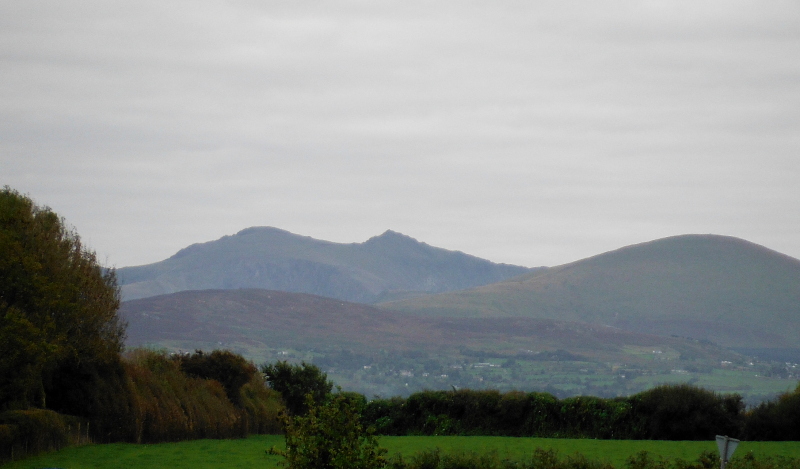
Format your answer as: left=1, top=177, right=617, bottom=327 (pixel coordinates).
left=117, top=227, right=535, bottom=302
left=122, top=288, right=727, bottom=360
left=120, top=288, right=760, bottom=397
left=380, top=235, right=800, bottom=349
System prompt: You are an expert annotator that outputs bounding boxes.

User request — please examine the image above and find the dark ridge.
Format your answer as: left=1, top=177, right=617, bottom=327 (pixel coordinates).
left=117, top=227, right=533, bottom=302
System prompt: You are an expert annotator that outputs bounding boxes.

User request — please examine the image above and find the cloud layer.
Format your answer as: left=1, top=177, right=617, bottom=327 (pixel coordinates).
left=3, top=1, right=799, bottom=267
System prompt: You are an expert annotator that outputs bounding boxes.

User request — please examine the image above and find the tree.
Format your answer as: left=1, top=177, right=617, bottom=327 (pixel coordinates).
left=178, top=349, right=256, bottom=406
left=0, top=187, right=126, bottom=414
left=630, top=384, right=744, bottom=440
left=744, top=384, right=800, bottom=440
left=261, top=361, right=333, bottom=416
left=269, top=392, right=387, bottom=469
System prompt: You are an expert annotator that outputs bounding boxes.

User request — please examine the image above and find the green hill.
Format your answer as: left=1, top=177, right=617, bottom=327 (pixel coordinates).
left=380, top=235, right=800, bottom=349
left=117, top=227, right=534, bottom=302
left=121, top=288, right=767, bottom=398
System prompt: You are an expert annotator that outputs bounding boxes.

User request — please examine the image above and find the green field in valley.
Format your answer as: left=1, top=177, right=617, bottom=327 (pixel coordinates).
left=6, top=435, right=800, bottom=469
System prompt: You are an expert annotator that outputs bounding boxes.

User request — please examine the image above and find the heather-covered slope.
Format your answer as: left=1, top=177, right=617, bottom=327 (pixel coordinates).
left=120, top=288, right=740, bottom=368
left=117, top=227, right=534, bottom=302
left=381, top=235, right=800, bottom=348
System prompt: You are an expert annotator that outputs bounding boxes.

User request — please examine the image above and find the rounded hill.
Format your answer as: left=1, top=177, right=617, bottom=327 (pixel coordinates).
left=380, top=234, right=800, bottom=349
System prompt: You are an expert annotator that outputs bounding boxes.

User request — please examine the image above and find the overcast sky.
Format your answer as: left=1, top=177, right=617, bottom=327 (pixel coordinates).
left=2, top=1, right=799, bottom=268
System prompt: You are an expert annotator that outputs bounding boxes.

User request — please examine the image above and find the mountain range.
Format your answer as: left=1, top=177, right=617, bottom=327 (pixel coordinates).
left=118, top=228, right=800, bottom=398
left=117, top=227, right=535, bottom=302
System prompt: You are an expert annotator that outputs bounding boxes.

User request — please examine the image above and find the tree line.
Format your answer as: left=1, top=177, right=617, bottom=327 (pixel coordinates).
left=361, top=384, right=800, bottom=440
left=255, top=360, right=800, bottom=442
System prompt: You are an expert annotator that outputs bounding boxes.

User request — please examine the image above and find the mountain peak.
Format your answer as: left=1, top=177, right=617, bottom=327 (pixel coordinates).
left=235, top=226, right=293, bottom=237
left=366, top=229, right=418, bottom=243
left=118, top=226, right=531, bottom=303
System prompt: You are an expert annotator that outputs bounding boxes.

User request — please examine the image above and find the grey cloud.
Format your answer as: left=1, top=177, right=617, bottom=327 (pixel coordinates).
left=2, top=1, right=799, bottom=267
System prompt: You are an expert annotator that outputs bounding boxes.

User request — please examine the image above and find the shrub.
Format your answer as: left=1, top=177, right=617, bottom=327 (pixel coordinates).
left=0, top=408, right=88, bottom=463
left=269, top=392, right=387, bottom=469
left=238, top=372, right=283, bottom=435
left=629, top=384, right=743, bottom=440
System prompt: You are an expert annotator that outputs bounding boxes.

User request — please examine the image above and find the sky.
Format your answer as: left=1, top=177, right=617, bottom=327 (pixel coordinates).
left=2, top=1, right=800, bottom=269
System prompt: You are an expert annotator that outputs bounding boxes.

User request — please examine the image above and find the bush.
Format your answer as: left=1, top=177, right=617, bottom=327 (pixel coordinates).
left=125, top=349, right=244, bottom=442
left=269, top=392, right=387, bottom=469
left=0, top=408, right=88, bottom=463
left=238, top=372, right=283, bottom=435
left=558, top=396, right=633, bottom=439
left=124, top=349, right=283, bottom=443
left=629, top=384, right=743, bottom=440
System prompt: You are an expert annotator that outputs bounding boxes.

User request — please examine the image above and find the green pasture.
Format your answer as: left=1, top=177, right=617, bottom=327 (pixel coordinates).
left=6, top=436, right=800, bottom=469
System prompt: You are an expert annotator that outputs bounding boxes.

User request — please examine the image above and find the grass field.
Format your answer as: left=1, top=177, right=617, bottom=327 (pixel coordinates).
left=6, top=436, right=800, bottom=469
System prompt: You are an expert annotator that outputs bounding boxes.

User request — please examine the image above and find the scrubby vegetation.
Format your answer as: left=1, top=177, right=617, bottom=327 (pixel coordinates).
left=1, top=348, right=283, bottom=462
left=360, top=383, right=800, bottom=441
left=269, top=393, right=387, bottom=469
left=124, top=349, right=282, bottom=443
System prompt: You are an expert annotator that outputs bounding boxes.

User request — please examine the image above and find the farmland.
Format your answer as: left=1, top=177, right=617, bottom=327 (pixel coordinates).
left=6, top=435, right=800, bottom=469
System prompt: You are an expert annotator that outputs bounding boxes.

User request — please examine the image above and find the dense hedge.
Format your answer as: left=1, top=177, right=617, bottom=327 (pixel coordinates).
left=0, top=409, right=89, bottom=461
left=123, top=349, right=283, bottom=443
left=1, top=349, right=283, bottom=463
left=363, top=384, right=746, bottom=440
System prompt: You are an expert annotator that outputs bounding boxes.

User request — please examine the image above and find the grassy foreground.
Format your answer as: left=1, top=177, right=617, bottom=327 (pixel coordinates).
left=5, top=435, right=800, bottom=469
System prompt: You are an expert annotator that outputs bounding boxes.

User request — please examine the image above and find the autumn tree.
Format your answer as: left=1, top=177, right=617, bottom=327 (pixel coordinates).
left=0, top=187, right=126, bottom=422
left=178, top=349, right=256, bottom=406
left=261, top=361, right=333, bottom=416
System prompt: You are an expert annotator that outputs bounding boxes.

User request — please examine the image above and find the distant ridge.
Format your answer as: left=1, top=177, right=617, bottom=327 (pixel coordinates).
left=117, top=227, right=536, bottom=302
left=381, top=234, right=800, bottom=349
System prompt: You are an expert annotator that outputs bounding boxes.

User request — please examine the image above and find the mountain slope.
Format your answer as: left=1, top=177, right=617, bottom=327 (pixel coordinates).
left=380, top=235, right=800, bottom=348
left=120, top=288, right=740, bottom=368
left=117, top=227, right=535, bottom=302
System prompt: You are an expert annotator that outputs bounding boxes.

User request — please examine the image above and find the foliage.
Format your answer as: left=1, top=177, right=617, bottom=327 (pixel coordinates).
left=238, top=372, right=285, bottom=435
left=743, top=383, right=800, bottom=440
left=0, top=187, right=125, bottom=417
left=178, top=349, right=256, bottom=406
left=124, top=349, right=282, bottom=443
left=630, top=384, right=744, bottom=440
left=269, top=393, right=387, bottom=469
left=364, top=385, right=746, bottom=440
left=0, top=408, right=89, bottom=463
left=262, top=361, right=333, bottom=416
left=124, top=349, right=244, bottom=442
